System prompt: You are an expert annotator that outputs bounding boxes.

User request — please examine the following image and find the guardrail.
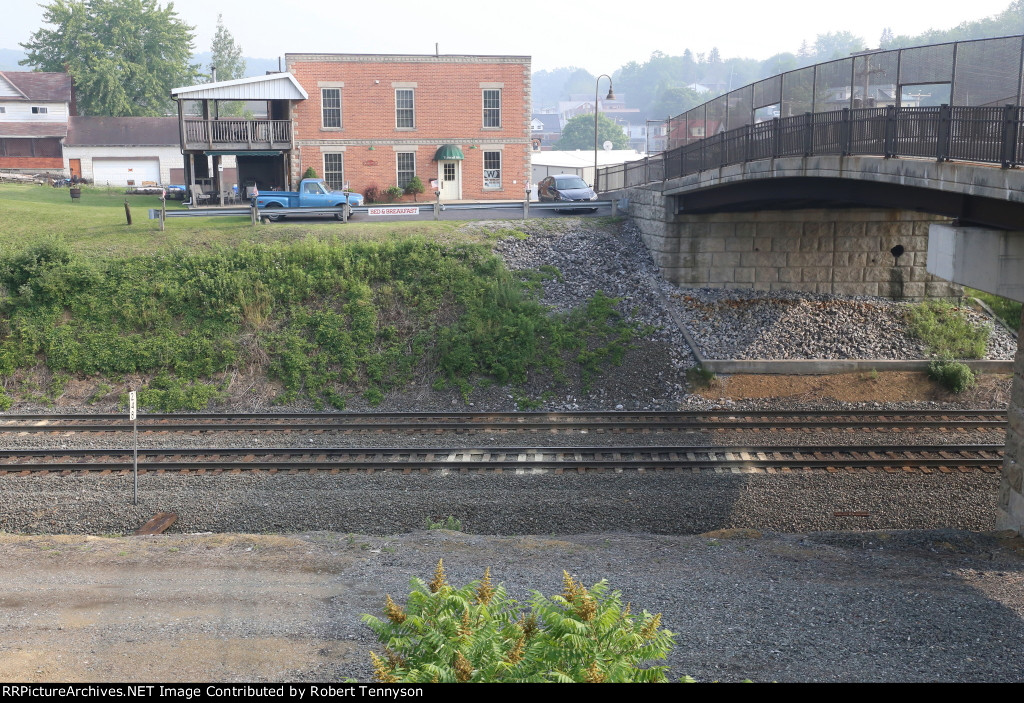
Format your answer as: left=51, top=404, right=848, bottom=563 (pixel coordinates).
left=148, top=200, right=620, bottom=224
left=598, top=104, right=1024, bottom=191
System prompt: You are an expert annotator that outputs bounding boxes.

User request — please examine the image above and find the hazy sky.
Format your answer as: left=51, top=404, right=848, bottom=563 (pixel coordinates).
left=0, top=0, right=1015, bottom=72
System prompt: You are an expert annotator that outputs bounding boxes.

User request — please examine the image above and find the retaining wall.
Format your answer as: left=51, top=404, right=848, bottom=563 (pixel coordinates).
left=627, top=185, right=960, bottom=299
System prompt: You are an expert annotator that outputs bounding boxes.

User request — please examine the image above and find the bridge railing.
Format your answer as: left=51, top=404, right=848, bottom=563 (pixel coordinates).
left=599, top=104, right=1024, bottom=190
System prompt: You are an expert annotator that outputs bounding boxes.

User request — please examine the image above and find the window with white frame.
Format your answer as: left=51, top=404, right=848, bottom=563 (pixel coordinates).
left=396, top=152, right=416, bottom=189
left=483, top=89, right=501, bottom=128
left=483, top=151, right=501, bottom=189
left=31, top=106, right=48, bottom=114
left=395, top=89, right=415, bottom=128
left=323, top=153, right=345, bottom=190
left=322, top=88, right=342, bottom=128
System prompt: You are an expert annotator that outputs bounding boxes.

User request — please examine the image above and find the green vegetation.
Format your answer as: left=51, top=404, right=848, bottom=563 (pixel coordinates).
left=928, top=359, right=977, bottom=394
left=22, top=0, right=199, bottom=116
left=685, top=365, right=716, bottom=390
left=425, top=516, right=462, bottom=531
left=404, top=176, right=425, bottom=202
left=362, top=562, right=675, bottom=683
left=966, top=288, right=1023, bottom=332
left=0, top=223, right=634, bottom=411
left=555, top=113, right=630, bottom=151
left=905, top=300, right=991, bottom=359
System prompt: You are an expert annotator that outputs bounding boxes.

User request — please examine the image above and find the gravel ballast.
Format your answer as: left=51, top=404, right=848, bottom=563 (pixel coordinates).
left=0, top=470, right=1001, bottom=535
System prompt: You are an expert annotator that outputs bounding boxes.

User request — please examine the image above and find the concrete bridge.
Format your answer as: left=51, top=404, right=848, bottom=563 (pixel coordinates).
left=594, top=36, right=1024, bottom=535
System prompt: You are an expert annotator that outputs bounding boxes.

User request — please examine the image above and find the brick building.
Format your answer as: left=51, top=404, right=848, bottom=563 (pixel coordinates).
left=285, top=53, right=531, bottom=201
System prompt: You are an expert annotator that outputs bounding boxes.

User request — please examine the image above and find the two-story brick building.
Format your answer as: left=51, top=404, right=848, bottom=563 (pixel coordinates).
left=0, top=71, right=74, bottom=173
left=286, top=53, right=531, bottom=201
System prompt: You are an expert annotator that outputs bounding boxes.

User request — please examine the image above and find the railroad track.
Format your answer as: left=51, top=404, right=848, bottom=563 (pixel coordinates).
left=0, top=409, right=1007, bottom=434
left=0, top=444, right=1004, bottom=474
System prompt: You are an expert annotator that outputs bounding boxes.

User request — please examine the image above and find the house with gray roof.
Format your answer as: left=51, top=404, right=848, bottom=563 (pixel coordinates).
left=0, top=71, right=74, bottom=173
left=64, top=116, right=213, bottom=186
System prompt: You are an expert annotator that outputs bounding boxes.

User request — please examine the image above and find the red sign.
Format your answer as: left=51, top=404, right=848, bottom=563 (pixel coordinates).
left=368, top=207, right=419, bottom=216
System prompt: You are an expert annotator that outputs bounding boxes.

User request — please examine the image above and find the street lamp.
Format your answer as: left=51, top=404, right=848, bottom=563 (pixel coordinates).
left=594, top=74, right=615, bottom=192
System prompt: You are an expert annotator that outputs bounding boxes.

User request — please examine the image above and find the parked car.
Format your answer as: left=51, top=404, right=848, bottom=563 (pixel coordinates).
left=537, top=174, right=599, bottom=212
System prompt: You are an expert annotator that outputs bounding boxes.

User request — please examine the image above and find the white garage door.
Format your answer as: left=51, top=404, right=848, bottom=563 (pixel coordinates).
left=92, top=158, right=161, bottom=186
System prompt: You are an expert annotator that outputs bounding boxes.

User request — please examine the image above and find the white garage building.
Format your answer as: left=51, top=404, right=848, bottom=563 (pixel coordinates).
left=63, top=117, right=185, bottom=186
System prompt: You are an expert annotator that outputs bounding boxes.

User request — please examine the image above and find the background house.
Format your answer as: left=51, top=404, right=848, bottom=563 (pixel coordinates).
left=0, top=71, right=73, bottom=173
left=63, top=116, right=222, bottom=186
left=531, top=113, right=561, bottom=151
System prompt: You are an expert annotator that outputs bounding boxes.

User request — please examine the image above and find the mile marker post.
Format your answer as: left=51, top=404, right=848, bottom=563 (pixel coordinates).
left=129, top=390, right=138, bottom=505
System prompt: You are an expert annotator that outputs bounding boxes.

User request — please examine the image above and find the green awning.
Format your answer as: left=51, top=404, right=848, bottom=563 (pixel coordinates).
left=433, top=145, right=465, bottom=161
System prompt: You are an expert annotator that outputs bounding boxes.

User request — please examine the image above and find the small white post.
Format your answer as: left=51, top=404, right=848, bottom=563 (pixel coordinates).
left=129, top=390, right=138, bottom=505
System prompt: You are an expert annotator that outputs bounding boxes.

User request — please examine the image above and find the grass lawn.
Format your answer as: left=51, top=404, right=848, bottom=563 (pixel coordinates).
left=0, top=183, right=484, bottom=257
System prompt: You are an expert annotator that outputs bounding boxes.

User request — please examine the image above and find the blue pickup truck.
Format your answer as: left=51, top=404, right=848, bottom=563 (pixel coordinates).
left=255, top=179, right=364, bottom=221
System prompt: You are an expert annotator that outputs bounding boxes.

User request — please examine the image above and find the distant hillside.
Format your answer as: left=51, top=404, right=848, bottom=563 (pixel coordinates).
left=0, top=49, right=27, bottom=71
left=191, top=52, right=284, bottom=78
left=2, top=49, right=279, bottom=77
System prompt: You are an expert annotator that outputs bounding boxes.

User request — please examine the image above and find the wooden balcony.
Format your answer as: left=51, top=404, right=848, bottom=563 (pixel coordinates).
left=182, top=119, right=292, bottom=151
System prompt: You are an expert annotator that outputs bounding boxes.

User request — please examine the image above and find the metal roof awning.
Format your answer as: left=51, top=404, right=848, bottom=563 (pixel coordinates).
left=433, top=144, right=465, bottom=161
left=204, top=151, right=283, bottom=156
left=171, top=72, right=308, bottom=101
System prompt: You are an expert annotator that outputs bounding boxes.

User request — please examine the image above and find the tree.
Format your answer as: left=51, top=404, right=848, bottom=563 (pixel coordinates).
left=812, top=31, right=866, bottom=61
left=362, top=562, right=676, bottom=683
left=209, top=13, right=245, bottom=116
left=209, top=14, right=244, bottom=83
left=648, top=85, right=702, bottom=120
left=554, top=113, right=630, bottom=151
left=20, top=0, right=199, bottom=116
left=403, top=176, right=425, bottom=201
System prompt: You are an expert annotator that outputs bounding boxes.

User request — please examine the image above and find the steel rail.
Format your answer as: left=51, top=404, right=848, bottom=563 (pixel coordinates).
left=0, top=410, right=1006, bottom=434
left=0, top=443, right=1004, bottom=473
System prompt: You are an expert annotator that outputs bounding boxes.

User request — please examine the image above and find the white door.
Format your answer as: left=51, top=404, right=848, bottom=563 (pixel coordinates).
left=92, top=157, right=161, bottom=186
left=438, top=160, right=461, bottom=201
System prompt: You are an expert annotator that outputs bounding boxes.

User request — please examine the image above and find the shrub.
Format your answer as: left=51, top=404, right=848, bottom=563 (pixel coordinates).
left=906, top=300, right=990, bottom=359
left=362, top=562, right=675, bottom=683
left=404, top=176, right=425, bottom=201
left=425, top=515, right=462, bottom=531
left=928, top=359, right=977, bottom=394
left=383, top=186, right=404, bottom=202
left=302, top=166, right=318, bottom=179
left=363, top=184, right=380, bottom=204
left=966, top=288, right=1023, bottom=331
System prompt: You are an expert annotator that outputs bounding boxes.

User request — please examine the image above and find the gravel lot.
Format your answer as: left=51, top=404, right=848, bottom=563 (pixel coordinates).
left=2, top=529, right=1022, bottom=683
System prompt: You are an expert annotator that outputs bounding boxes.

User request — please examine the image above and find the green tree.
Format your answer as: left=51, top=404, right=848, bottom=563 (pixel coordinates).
left=209, top=13, right=245, bottom=116
left=648, top=84, right=702, bottom=120
left=554, top=113, right=630, bottom=151
left=362, top=562, right=676, bottom=683
left=403, top=175, right=425, bottom=201
left=812, top=31, right=866, bottom=61
left=20, top=0, right=199, bottom=116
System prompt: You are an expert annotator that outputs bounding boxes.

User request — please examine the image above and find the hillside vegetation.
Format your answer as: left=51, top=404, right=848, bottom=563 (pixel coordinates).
left=0, top=187, right=633, bottom=411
